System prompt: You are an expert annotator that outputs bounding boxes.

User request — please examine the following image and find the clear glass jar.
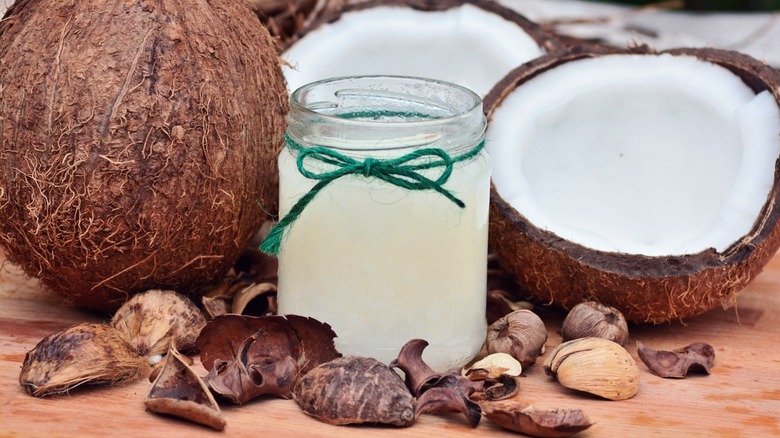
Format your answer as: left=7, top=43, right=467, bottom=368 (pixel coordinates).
left=276, top=76, right=490, bottom=371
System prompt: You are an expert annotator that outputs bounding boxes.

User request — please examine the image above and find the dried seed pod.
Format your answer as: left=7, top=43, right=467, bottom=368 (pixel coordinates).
left=415, top=386, right=481, bottom=427
left=543, top=337, right=639, bottom=401
left=636, top=341, right=715, bottom=378
left=486, top=289, right=533, bottom=324
left=486, top=310, right=548, bottom=366
left=19, top=323, right=148, bottom=397
left=110, top=290, right=206, bottom=358
left=481, top=374, right=520, bottom=401
left=232, top=282, right=277, bottom=316
left=561, top=301, right=629, bottom=345
left=466, top=353, right=523, bottom=381
left=482, top=402, right=593, bottom=437
left=294, top=356, right=415, bottom=427
left=207, top=331, right=299, bottom=403
left=389, top=339, right=443, bottom=396
left=145, top=343, right=225, bottom=431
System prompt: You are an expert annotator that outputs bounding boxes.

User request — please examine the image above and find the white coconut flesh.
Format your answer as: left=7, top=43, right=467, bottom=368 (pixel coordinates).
left=487, top=54, right=780, bottom=257
left=282, top=4, right=544, bottom=96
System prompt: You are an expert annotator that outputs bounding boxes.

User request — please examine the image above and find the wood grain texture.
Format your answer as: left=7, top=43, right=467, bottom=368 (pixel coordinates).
left=1, top=249, right=779, bottom=437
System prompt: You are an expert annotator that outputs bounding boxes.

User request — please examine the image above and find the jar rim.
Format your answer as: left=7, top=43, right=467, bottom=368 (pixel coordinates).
left=289, top=75, right=483, bottom=127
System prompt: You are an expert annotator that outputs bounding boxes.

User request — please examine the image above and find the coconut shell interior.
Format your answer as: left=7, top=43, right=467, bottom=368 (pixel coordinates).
left=485, top=46, right=780, bottom=323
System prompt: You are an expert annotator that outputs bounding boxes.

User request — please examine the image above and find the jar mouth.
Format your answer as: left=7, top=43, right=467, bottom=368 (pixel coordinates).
left=287, top=75, right=486, bottom=153
left=290, top=75, right=483, bottom=126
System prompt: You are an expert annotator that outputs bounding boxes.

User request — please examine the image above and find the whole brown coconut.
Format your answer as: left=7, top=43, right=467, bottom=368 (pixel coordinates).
left=485, top=45, right=780, bottom=323
left=0, top=0, right=288, bottom=312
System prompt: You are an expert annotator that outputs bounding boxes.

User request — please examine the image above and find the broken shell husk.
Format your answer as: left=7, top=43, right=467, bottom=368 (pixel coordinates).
left=19, top=323, right=148, bottom=397
left=636, top=341, right=715, bottom=378
left=145, top=343, right=225, bottom=431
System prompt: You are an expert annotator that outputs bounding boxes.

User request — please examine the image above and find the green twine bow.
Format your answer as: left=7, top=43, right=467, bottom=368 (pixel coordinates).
left=260, top=134, right=485, bottom=255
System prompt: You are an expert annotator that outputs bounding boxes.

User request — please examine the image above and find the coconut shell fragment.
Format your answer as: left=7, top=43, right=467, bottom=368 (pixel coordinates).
left=486, top=45, right=780, bottom=323
left=0, top=0, right=288, bottom=312
left=481, top=402, right=593, bottom=438
left=19, top=323, right=148, bottom=397
left=146, top=343, right=225, bottom=431
left=293, top=356, right=416, bottom=427
left=636, top=341, right=715, bottom=378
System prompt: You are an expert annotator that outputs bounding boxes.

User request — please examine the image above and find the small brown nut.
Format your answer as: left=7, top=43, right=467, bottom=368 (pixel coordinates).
left=561, top=301, right=629, bottom=345
left=486, top=309, right=547, bottom=366
left=543, top=337, right=639, bottom=401
left=293, top=356, right=415, bottom=427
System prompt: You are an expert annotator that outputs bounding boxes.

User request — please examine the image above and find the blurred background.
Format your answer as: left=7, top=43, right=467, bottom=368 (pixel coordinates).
left=598, top=0, right=779, bottom=11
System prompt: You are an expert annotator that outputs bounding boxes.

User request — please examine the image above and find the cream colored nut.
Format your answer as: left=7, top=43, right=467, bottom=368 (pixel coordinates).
left=543, top=337, right=639, bottom=401
left=466, top=353, right=523, bottom=380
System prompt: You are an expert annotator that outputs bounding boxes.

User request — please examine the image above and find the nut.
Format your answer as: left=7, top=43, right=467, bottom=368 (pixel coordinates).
left=543, top=337, right=639, bottom=401
left=110, top=289, right=206, bottom=358
left=561, top=301, right=629, bottom=345
left=293, top=356, right=415, bottom=427
left=486, top=309, right=548, bottom=366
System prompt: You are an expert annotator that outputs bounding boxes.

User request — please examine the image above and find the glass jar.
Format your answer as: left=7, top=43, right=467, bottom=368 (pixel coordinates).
left=273, top=75, right=490, bottom=371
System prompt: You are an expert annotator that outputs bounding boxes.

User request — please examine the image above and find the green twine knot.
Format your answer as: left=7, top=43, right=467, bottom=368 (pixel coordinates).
left=260, top=134, right=485, bottom=255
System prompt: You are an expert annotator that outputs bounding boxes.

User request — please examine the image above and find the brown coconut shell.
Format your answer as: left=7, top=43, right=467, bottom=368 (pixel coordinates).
left=485, top=45, right=780, bottom=323
left=280, top=0, right=563, bottom=53
left=0, top=0, right=288, bottom=312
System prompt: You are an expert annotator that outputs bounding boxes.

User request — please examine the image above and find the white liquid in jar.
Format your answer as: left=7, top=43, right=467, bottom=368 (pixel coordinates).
left=277, top=146, right=490, bottom=371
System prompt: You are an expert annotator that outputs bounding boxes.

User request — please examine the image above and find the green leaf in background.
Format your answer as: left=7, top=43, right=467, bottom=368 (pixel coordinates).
left=589, top=0, right=780, bottom=11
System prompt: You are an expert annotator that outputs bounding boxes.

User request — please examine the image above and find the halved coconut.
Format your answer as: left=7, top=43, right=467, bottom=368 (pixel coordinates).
left=281, top=0, right=557, bottom=96
left=485, top=46, right=780, bottom=323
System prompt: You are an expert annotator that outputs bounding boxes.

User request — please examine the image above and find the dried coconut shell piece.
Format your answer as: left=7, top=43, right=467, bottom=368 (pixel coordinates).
left=294, top=356, right=415, bottom=427
left=19, top=323, right=148, bottom=397
left=110, top=290, right=206, bottom=358
left=481, top=402, right=593, bottom=438
left=145, top=343, right=225, bottom=431
left=636, top=341, right=715, bottom=378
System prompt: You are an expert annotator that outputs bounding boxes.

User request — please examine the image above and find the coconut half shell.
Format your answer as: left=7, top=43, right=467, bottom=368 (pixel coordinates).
left=0, top=0, right=288, bottom=311
left=281, top=0, right=559, bottom=96
left=485, top=45, right=780, bottom=323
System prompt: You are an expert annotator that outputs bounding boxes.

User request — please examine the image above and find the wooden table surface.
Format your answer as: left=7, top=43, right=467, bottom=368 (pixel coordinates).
left=1, top=248, right=779, bottom=437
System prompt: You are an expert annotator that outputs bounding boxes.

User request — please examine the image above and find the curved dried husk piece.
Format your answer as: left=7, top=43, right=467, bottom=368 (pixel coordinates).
left=543, top=337, right=639, bottom=400
left=482, top=402, right=593, bottom=437
left=145, top=343, right=225, bottom=431
left=636, top=341, right=715, bottom=378
left=19, top=323, right=148, bottom=397
left=110, top=290, right=206, bottom=358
